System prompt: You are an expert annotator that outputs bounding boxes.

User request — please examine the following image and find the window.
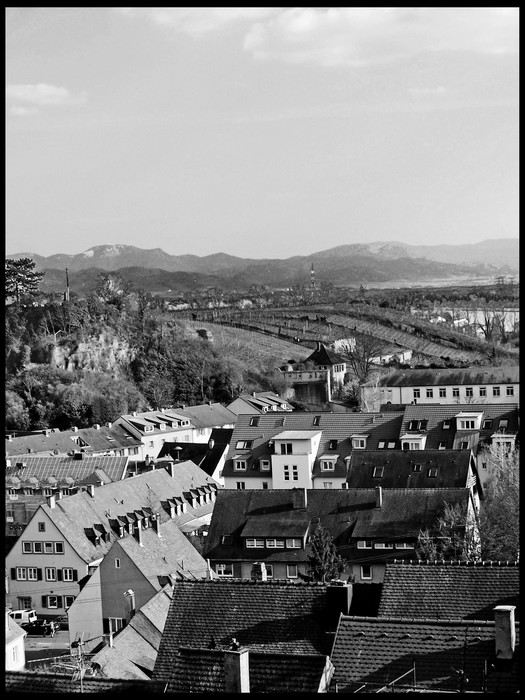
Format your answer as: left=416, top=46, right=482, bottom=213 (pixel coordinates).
left=65, top=595, right=75, bottom=608
left=54, top=542, right=64, bottom=554
left=361, top=565, right=372, bottom=580
left=149, top=441, right=154, bottom=448
left=236, top=482, right=246, bottom=490
left=442, top=420, right=450, bottom=429
left=404, top=442, right=421, bottom=451
left=234, top=460, right=247, bottom=471
left=33, top=542, right=43, bottom=553
left=44, top=542, right=54, bottom=554
left=313, top=416, right=321, bottom=426
left=7, top=509, right=14, bottom=523
left=246, top=538, right=264, bottom=548
left=428, top=468, right=438, bottom=477
left=395, top=542, right=414, bottom=549
left=352, top=437, right=366, bottom=449
left=438, top=442, right=446, bottom=450
left=16, top=567, right=27, bottom=580
left=323, top=481, right=333, bottom=489
left=483, top=419, right=493, bottom=429
left=38, top=522, right=46, bottom=532
left=479, top=387, right=487, bottom=397
left=372, top=466, right=384, bottom=478
left=280, top=443, right=293, bottom=455
left=374, top=543, right=393, bottom=549
left=216, top=563, right=233, bottom=577
left=24, top=488, right=34, bottom=496
left=460, top=441, right=469, bottom=450
left=493, top=386, right=501, bottom=397
left=260, top=460, right=270, bottom=471
left=265, top=564, right=273, bottom=579
left=499, top=419, right=508, bottom=430
left=114, top=558, right=120, bottom=569
left=284, top=465, right=289, bottom=481
left=357, top=540, right=373, bottom=549
left=286, top=538, right=301, bottom=548
left=287, top=564, right=298, bottom=579
left=452, top=388, right=460, bottom=398
left=108, top=617, right=125, bottom=633
left=482, top=462, right=487, bottom=470
left=22, top=542, right=32, bottom=554
left=27, top=568, right=38, bottom=581
left=387, top=442, right=396, bottom=449
left=378, top=441, right=385, bottom=449
left=292, top=465, right=298, bottom=481
left=413, top=464, right=422, bottom=472
left=413, top=389, right=420, bottom=399
left=439, top=388, right=447, bottom=398
left=62, top=568, right=74, bottom=582
left=426, top=388, right=433, bottom=398
left=18, top=597, right=32, bottom=610
left=236, top=440, right=253, bottom=449
left=266, top=538, right=284, bottom=548
left=466, top=387, right=473, bottom=398
left=460, top=419, right=476, bottom=430
left=321, top=461, right=335, bottom=471
left=249, top=417, right=260, bottom=426
left=329, top=439, right=338, bottom=450
left=262, top=482, right=269, bottom=489
left=45, top=567, right=56, bottom=581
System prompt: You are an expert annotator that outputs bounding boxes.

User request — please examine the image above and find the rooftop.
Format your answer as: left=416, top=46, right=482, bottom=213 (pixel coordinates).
left=363, top=365, right=519, bottom=388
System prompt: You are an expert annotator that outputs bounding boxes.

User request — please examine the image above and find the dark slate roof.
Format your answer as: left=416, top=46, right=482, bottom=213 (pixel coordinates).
left=378, top=561, right=520, bottom=621
left=222, top=411, right=404, bottom=479
left=400, top=403, right=519, bottom=451
left=227, top=392, right=294, bottom=414
left=5, top=423, right=142, bottom=457
left=157, top=428, right=233, bottom=478
left=347, top=450, right=477, bottom=490
left=174, top=402, right=236, bottom=429
left=167, top=647, right=330, bottom=693
left=154, top=579, right=337, bottom=684
left=5, top=671, right=164, bottom=694
left=5, top=455, right=129, bottom=484
left=204, top=488, right=471, bottom=565
left=305, top=342, right=346, bottom=367
left=330, top=615, right=520, bottom=693
left=34, top=464, right=217, bottom=563
left=363, top=365, right=519, bottom=388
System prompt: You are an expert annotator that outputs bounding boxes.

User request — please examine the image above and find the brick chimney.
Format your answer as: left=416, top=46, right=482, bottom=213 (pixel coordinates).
left=86, top=484, right=95, bottom=498
left=224, top=648, right=250, bottom=693
left=166, top=461, right=175, bottom=478
left=327, top=581, right=353, bottom=618
left=494, top=605, right=516, bottom=660
left=292, top=487, right=307, bottom=510
left=135, top=518, right=143, bottom=547
left=251, top=562, right=268, bottom=582
left=152, top=514, right=162, bottom=537
left=375, top=485, right=382, bottom=509
left=47, top=495, right=56, bottom=509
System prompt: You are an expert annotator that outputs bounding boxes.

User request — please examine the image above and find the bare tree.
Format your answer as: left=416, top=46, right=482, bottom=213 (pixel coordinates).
left=341, top=333, right=385, bottom=384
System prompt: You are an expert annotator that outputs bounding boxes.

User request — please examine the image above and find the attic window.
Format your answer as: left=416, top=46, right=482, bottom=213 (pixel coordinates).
left=428, top=468, right=438, bottom=477
left=378, top=441, right=385, bottom=449
left=499, top=419, right=508, bottom=430
left=413, top=464, right=422, bottom=472
left=313, top=416, right=321, bottom=426
left=482, top=419, right=493, bottom=429
left=159, top=423, right=166, bottom=431
left=249, top=417, right=259, bottom=427
left=221, top=535, right=232, bottom=545
left=234, top=460, right=247, bottom=471
left=235, top=440, right=253, bottom=450
left=321, top=460, right=335, bottom=471
left=372, top=466, right=384, bottom=478
left=438, top=442, right=446, bottom=450
left=387, top=442, right=396, bottom=449
left=144, top=425, right=154, bottom=433
left=443, top=421, right=451, bottom=429
left=260, top=460, right=270, bottom=471
left=460, top=441, right=469, bottom=450
left=329, top=439, right=338, bottom=450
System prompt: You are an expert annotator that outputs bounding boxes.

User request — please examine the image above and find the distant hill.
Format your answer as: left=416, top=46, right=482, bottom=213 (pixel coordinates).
left=8, top=238, right=518, bottom=293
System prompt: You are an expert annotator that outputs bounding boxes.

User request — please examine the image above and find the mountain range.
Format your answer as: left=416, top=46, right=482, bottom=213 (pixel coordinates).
left=7, top=239, right=518, bottom=294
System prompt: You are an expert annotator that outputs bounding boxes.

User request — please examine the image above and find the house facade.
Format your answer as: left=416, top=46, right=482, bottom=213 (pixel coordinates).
left=5, top=611, right=27, bottom=672
left=361, top=366, right=519, bottom=411
left=278, top=342, right=348, bottom=404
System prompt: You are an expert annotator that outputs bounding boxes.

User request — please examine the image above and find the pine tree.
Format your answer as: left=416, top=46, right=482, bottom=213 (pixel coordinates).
left=308, top=522, right=345, bottom=582
left=5, top=257, right=44, bottom=305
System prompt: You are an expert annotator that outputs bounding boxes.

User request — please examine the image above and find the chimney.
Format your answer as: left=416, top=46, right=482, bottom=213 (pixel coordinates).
left=224, top=648, right=250, bottom=693
left=48, top=495, right=56, bottom=509
left=106, top=422, right=112, bottom=429
left=106, top=631, right=114, bottom=648
left=208, top=438, right=215, bottom=450
left=494, top=605, right=516, bottom=660
left=93, top=424, right=100, bottom=430
left=327, top=581, right=353, bottom=617
left=251, top=562, right=268, bottom=582
left=292, top=487, right=307, bottom=510
left=375, top=485, right=382, bottom=509
left=87, top=484, right=95, bottom=498
left=135, top=518, right=143, bottom=547
left=72, top=426, right=78, bottom=432
left=132, top=412, right=137, bottom=417
left=152, top=514, right=162, bottom=537
left=166, top=461, right=175, bottom=478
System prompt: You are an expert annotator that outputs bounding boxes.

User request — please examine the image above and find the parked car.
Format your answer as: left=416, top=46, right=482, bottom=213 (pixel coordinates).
left=53, top=615, right=69, bottom=630
left=8, top=609, right=37, bottom=626
left=24, top=620, right=58, bottom=637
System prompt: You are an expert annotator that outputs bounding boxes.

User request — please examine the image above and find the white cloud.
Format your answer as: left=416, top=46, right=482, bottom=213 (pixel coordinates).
left=243, top=7, right=519, bottom=67
left=118, top=7, right=278, bottom=37
left=6, top=83, right=86, bottom=116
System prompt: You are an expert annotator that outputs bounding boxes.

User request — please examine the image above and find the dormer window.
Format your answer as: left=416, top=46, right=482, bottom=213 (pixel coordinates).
left=144, top=425, right=154, bottom=433
left=328, top=439, right=338, bottom=450
left=234, top=459, right=247, bottom=471
left=413, top=464, right=422, bottom=472
left=321, top=460, right=335, bottom=471
left=378, top=441, right=385, bottom=449
left=313, top=416, right=321, bottom=426
left=483, top=419, right=493, bottom=429
left=260, top=460, right=270, bottom=471
left=159, top=423, right=166, bottom=431
left=438, top=441, right=446, bottom=450
left=460, top=419, right=476, bottom=430
left=387, top=442, right=396, bottom=449
left=499, top=419, right=508, bottom=430
left=428, top=468, right=438, bottom=477
left=249, top=417, right=259, bottom=427
left=351, top=435, right=368, bottom=449
left=443, top=420, right=451, bottom=429
left=280, top=443, right=293, bottom=455
left=372, top=466, right=384, bottom=478
left=236, top=440, right=253, bottom=450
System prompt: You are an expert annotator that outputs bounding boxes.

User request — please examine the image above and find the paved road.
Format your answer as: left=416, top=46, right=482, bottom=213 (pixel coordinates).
left=25, top=630, right=70, bottom=661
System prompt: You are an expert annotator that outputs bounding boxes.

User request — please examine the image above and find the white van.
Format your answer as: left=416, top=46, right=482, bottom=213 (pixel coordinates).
left=8, top=609, right=37, bottom=626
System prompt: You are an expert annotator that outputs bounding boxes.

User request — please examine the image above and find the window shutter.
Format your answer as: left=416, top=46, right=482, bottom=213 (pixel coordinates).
left=72, top=569, right=78, bottom=582
left=11, top=568, right=16, bottom=580
left=37, top=568, right=43, bottom=581
left=42, top=596, right=47, bottom=608
left=57, top=569, right=63, bottom=581
left=56, top=596, right=63, bottom=608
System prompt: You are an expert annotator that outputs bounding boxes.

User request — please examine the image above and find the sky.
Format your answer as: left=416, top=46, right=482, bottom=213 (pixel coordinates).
left=6, top=7, right=519, bottom=259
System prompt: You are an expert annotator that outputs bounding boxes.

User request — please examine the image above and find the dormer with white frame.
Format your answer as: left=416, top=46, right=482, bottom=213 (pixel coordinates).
left=400, top=433, right=428, bottom=451
left=350, top=434, right=369, bottom=450
left=319, top=454, right=338, bottom=471
left=455, top=412, right=483, bottom=431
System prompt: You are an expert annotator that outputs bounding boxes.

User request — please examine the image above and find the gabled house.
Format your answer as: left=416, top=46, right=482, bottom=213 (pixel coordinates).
left=5, top=609, right=27, bottom=672
left=173, top=403, right=237, bottom=441
left=222, top=411, right=404, bottom=490
left=157, top=428, right=233, bottom=485
left=361, top=365, right=519, bottom=411
left=6, top=465, right=219, bottom=620
left=227, top=391, right=294, bottom=415
left=89, top=585, right=173, bottom=680
left=113, top=410, right=194, bottom=461
left=398, top=403, right=519, bottom=487
left=278, top=342, right=347, bottom=404
left=346, top=449, right=482, bottom=509
left=204, top=487, right=477, bottom=583
left=5, top=423, right=142, bottom=459
left=5, top=455, right=130, bottom=537
left=377, top=560, right=520, bottom=621
left=329, top=606, right=520, bottom=693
